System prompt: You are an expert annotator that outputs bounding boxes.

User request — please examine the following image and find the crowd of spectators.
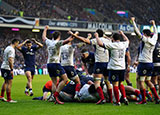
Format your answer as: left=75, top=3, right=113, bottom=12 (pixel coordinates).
left=0, top=0, right=159, bottom=24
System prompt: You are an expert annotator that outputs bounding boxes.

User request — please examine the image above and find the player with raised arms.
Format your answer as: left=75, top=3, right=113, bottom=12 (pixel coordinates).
left=42, top=26, right=74, bottom=104
left=17, top=38, right=43, bottom=96
left=68, top=29, right=113, bottom=104
left=95, top=31, right=129, bottom=106
left=60, top=31, right=81, bottom=99
left=131, top=17, right=160, bottom=104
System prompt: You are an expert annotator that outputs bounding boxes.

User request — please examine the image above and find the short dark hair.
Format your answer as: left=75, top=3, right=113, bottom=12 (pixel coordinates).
left=81, top=48, right=88, bottom=53
left=88, top=84, right=97, bottom=94
left=112, top=33, right=121, bottom=41
left=26, top=40, right=31, bottom=44
left=12, top=39, right=19, bottom=44
left=143, top=29, right=151, bottom=36
left=96, top=29, right=104, bottom=37
left=52, top=31, right=61, bottom=40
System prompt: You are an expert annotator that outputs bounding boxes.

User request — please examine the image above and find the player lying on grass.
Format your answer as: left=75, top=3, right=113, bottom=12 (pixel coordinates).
left=32, top=71, right=142, bottom=103
left=17, top=38, right=43, bottom=96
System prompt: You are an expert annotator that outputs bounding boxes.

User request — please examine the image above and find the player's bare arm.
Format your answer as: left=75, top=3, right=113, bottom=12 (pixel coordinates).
left=42, top=25, right=49, bottom=42
left=95, top=32, right=103, bottom=47
left=131, top=17, right=142, bottom=38
left=126, top=51, right=131, bottom=71
left=31, top=38, right=43, bottom=49
left=8, top=57, right=14, bottom=75
left=17, top=39, right=30, bottom=50
left=68, top=31, right=91, bottom=44
left=119, top=31, right=129, bottom=42
left=150, top=20, right=157, bottom=34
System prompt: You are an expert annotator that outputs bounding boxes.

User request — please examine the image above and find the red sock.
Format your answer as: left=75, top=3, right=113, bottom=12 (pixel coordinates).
left=1, top=89, right=5, bottom=97
left=140, top=89, right=146, bottom=102
left=54, top=92, right=59, bottom=97
left=75, top=83, right=81, bottom=92
left=56, top=79, right=60, bottom=88
left=7, top=92, right=11, bottom=101
left=135, top=89, right=140, bottom=96
left=96, top=87, right=104, bottom=100
left=119, top=84, right=126, bottom=98
left=151, top=87, right=159, bottom=100
left=108, top=88, right=113, bottom=102
left=113, top=86, right=120, bottom=103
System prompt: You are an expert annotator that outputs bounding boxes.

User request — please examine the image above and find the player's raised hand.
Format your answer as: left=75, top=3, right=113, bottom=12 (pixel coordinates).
left=45, top=25, right=49, bottom=30
left=119, top=30, right=124, bottom=35
left=74, top=31, right=79, bottom=35
left=131, top=17, right=135, bottom=22
left=150, top=20, right=155, bottom=25
left=94, top=32, right=99, bottom=38
left=24, top=39, right=30, bottom=43
left=68, top=30, right=74, bottom=35
left=87, top=33, right=92, bottom=39
left=31, top=38, right=36, bottom=42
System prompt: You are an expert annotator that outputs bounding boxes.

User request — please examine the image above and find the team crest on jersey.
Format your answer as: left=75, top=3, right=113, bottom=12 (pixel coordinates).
left=56, top=70, right=60, bottom=74
left=143, top=70, right=147, bottom=74
left=112, top=75, right=116, bottom=80
left=71, top=71, right=74, bottom=76
left=96, top=68, right=100, bottom=73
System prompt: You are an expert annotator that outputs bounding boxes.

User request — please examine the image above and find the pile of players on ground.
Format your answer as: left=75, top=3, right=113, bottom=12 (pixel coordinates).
left=0, top=17, right=160, bottom=105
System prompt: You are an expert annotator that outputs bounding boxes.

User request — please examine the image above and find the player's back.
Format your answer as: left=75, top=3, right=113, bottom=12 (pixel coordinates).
left=90, top=37, right=110, bottom=62
left=106, top=41, right=129, bottom=70
left=60, top=44, right=74, bottom=66
left=45, top=80, right=52, bottom=90
left=1, top=46, right=15, bottom=70
left=138, top=35, right=158, bottom=63
left=45, top=39, right=63, bottom=63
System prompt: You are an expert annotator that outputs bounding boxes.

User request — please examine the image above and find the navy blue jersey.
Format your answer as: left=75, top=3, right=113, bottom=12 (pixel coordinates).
left=62, top=81, right=76, bottom=96
left=153, top=42, right=160, bottom=63
left=81, top=52, right=95, bottom=65
left=125, top=48, right=129, bottom=63
left=20, top=45, right=37, bottom=68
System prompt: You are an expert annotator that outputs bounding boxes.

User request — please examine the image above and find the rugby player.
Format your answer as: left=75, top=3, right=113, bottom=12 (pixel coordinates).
left=17, top=38, right=43, bottom=96
left=81, top=48, right=95, bottom=75
left=60, top=32, right=81, bottom=99
left=131, top=17, right=160, bottom=104
left=68, top=29, right=113, bottom=104
left=0, top=39, right=19, bottom=103
left=152, top=40, right=160, bottom=93
left=95, top=31, right=129, bottom=106
left=42, top=25, right=74, bottom=104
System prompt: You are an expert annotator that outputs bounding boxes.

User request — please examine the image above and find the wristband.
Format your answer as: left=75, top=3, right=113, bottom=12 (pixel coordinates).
left=11, top=69, right=13, bottom=71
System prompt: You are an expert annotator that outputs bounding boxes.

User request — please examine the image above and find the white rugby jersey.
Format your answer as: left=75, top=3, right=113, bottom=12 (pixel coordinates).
left=60, top=44, right=74, bottom=66
left=138, top=31, right=158, bottom=63
left=90, top=37, right=110, bottom=62
left=103, top=41, right=129, bottom=70
left=1, top=46, right=15, bottom=70
left=45, top=39, right=63, bottom=63
left=78, top=84, right=98, bottom=102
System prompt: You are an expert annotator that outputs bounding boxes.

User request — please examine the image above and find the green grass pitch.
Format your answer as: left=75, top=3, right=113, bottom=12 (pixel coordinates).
left=0, top=73, right=160, bottom=115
